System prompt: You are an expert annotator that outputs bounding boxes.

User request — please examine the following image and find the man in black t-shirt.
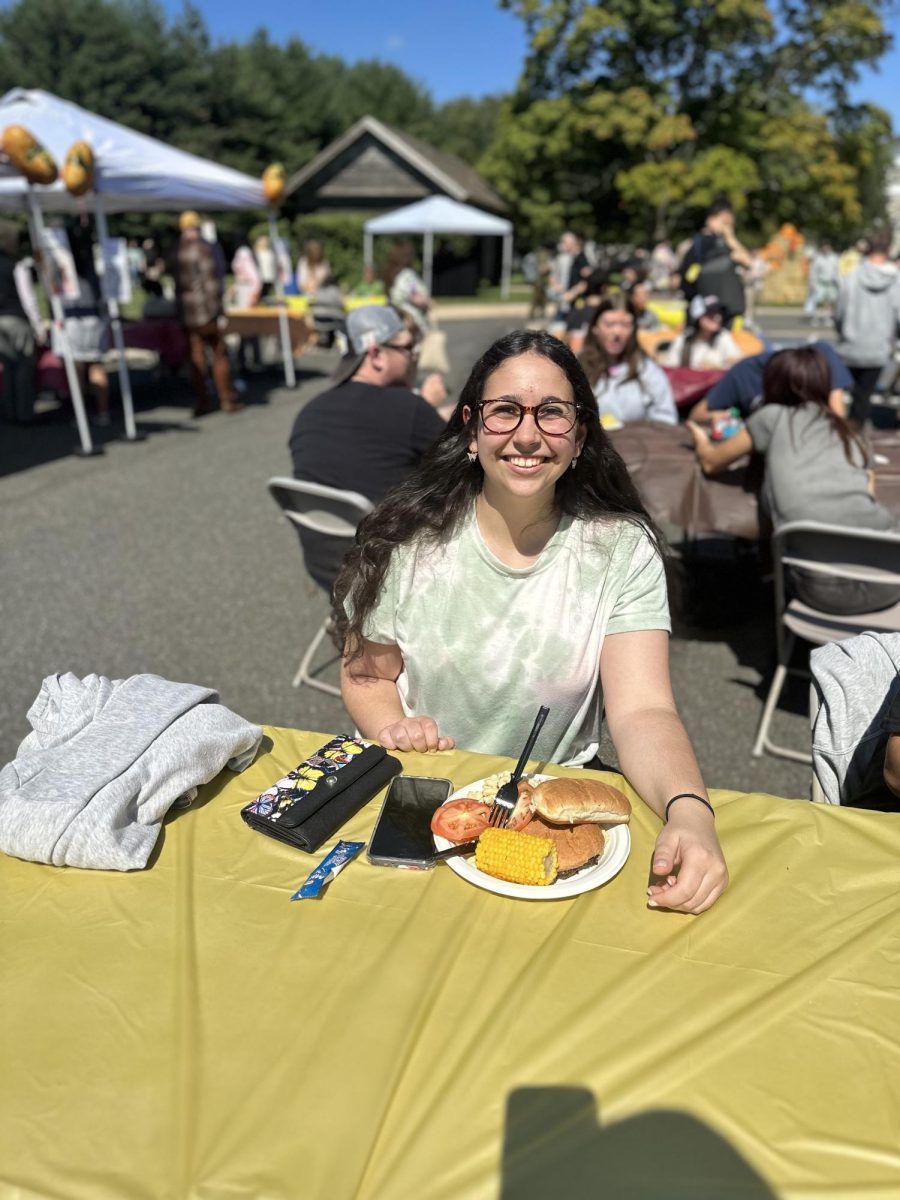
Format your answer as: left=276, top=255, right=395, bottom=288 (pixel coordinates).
left=289, top=305, right=448, bottom=589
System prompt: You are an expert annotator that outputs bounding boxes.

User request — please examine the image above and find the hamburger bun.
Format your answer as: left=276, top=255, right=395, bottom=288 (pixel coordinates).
left=525, top=814, right=605, bottom=878
left=532, top=777, right=631, bottom=826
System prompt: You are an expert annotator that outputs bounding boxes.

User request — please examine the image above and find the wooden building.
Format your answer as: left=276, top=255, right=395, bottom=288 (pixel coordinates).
left=285, top=115, right=507, bottom=216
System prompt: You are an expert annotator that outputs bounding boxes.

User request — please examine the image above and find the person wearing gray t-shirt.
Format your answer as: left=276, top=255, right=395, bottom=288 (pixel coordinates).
left=689, top=345, right=900, bottom=615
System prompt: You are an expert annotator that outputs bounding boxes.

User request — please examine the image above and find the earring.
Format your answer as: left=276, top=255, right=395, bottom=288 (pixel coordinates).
left=570, top=456, right=580, bottom=471
left=467, top=451, right=478, bottom=463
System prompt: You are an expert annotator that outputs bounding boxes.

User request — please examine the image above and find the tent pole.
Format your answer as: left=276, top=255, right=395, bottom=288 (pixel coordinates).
left=501, top=233, right=512, bottom=300
left=423, top=229, right=434, bottom=296
left=268, top=213, right=295, bottom=389
left=363, top=231, right=373, bottom=269
left=93, top=193, right=139, bottom=441
left=27, top=191, right=98, bottom=456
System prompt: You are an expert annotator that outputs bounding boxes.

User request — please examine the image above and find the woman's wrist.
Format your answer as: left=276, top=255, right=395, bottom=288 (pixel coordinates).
left=665, top=792, right=715, bottom=822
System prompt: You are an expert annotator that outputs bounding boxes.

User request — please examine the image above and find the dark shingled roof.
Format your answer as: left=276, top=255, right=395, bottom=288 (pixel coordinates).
left=285, top=115, right=507, bottom=214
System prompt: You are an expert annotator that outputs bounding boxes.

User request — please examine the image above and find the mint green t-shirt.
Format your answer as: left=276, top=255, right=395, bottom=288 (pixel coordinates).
left=362, top=507, right=671, bottom=763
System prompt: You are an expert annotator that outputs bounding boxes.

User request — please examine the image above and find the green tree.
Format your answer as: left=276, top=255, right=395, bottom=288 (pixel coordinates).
left=487, top=0, right=894, bottom=244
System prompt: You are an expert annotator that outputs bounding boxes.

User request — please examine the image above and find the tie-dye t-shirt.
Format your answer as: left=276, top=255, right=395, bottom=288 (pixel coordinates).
left=361, top=506, right=670, bottom=763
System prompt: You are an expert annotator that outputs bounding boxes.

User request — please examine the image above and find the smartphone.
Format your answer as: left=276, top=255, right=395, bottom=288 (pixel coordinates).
left=367, top=775, right=454, bottom=870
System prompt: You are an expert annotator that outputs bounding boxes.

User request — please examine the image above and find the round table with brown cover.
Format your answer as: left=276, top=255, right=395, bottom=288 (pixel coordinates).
left=610, top=421, right=900, bottom=542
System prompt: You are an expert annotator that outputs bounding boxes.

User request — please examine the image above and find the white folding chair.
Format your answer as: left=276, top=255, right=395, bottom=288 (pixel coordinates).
left=752, top=521, right=900, bottom=763
left=267, top=476, right=374, bottom=697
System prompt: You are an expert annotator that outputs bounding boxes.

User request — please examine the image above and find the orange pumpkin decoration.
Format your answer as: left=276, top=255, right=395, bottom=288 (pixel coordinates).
left=262, top=162, right=286, bottom=205
left=62, top=139, right=95, bottom=197
left=2, top=124, right=58, bottom=185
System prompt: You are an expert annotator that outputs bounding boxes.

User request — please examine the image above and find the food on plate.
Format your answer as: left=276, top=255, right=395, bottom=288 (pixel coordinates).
left=523, top=814, right=605, bottom=878
left=430, top=798, right=491, bottom=844
left=62, top=140, right=95, bottom=196
left=531, top=777, right=631, bottom=825
left=262, top=162, right=286, bottom=205
left=475, top=827, right=558, bottom=886
left=507, top=779, right=535, bottom=831
left=465, top=771, right=511, bottom=802
left=2, top=124, right=58, bottom=185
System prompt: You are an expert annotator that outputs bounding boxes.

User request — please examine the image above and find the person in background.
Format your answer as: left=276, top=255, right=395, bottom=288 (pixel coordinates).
left=228, top=230, right=263, bottom=384
left=348, top=263, right=386, bottom=301
left=383, top=242, right=431, bottom=335
left=808, top=242, right=840, bottom=328
left=838, top=237, right=868, bottom=278
left=650, top=239, right=676, bottom=291
left=835, top=225, right=900, bottom=430
left=0, top=219, right=43, bottom=424
left=742, top=250, right=769, bottom=330
left=627, top=278, right=662, bottom=331
left=688, top=339, right=852, bottom=423
left=660, top=295, right=742, bottom=371
left=677, top=198, right=751, bottom=326
left=200, top=220, right=227, bottom=283
left=579, top=294, right=677, bottom=425
left=689, top=346, right=900, bottom=615
left=289, top=305, right=449, bottom=590
left=175, top=211, right=242, bottom=417
left=552, top=231, right=591, bottom=319
left=60, top=222, right=111, bottom=427
left=295, top=239, right=330, bottom=297
left=253, top=234, right=276, bottom=299
left=334, top=329, right=728, bottom=914
left=126, top=239, right=144, bottom=290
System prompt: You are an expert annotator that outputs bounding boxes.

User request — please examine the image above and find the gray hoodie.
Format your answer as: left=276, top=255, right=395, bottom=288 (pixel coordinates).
left=0, top=672, right=263, bottom=869
left=835, top=259, right=900, bottom=367
left=811, top=633, right=900, bottom=805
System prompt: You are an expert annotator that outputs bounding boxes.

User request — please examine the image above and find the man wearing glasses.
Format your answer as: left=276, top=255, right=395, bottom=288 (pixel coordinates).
left=289, top=305, right=449, bottom=589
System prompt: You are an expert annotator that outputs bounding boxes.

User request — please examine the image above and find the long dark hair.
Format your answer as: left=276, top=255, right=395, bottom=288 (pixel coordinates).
left=579, top=294, right=644, bottom=389
left=333, top=329, right=665, bottom=656
left=762, top=347, right=860, bottom=464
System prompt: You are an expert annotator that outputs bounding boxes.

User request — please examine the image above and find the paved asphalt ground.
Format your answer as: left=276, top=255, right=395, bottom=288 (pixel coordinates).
left=0, top=305, right=880, bottom=799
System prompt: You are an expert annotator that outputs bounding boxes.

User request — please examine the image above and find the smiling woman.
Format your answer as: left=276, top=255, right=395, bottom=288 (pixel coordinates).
left=333, top=329, right=728, bottom=914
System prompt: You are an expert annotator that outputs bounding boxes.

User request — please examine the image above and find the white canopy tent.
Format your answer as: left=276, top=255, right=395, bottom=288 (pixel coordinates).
left=363, top=196, right=513, bottom=299
left=0, top=89, right=291, bottom=454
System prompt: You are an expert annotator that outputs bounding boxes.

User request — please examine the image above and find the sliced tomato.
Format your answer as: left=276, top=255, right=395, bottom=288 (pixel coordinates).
left=431, top=798, right=491, bottom=843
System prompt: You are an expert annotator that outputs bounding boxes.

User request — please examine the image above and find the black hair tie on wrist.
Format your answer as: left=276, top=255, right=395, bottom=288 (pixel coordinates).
left=665, top=792, right=715, bottom=822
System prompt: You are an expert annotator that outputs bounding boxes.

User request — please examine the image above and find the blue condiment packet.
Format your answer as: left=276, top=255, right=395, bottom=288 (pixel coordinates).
left=291, top=840, right=365, bottom=900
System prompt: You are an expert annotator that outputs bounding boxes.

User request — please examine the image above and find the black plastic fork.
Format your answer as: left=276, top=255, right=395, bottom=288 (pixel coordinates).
left=489, top=705, right=550, bottom=827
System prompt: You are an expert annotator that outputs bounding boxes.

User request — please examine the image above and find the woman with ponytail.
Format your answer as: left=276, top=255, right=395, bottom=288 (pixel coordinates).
left=690, top=345, right=900, bottom=613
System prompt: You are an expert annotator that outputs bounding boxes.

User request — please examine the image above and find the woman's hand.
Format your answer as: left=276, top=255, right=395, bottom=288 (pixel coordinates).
left=377, top=716, right=454, bottom=753
left=647, top=804, right=729, bottom=914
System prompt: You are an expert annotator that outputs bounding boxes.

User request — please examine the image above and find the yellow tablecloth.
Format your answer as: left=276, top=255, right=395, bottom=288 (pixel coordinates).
left=3, top=727, right=900, bottom=1198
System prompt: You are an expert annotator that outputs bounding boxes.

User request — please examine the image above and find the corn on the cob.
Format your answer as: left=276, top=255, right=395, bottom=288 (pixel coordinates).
left=475, top=827, right=558, bottom=886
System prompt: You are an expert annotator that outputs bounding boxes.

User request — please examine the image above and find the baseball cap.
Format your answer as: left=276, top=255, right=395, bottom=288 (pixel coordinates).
left=179, top=210, right=202, bottom=231
left=332, top=304, right=408, bottom=384
left=689, top=294, right=724, bottom=323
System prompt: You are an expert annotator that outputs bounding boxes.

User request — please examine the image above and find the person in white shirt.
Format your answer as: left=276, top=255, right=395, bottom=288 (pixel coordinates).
left=661, top=294, right=743, bottom=371
left=579, top=294, right=677, bottom=424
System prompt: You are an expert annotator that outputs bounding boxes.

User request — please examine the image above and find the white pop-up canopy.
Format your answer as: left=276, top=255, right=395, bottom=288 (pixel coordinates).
left=0, top=90, right=294, bottom=455
left=364, top=196, right=513, bottom=298
left=0, top=89, right=266, bottom=212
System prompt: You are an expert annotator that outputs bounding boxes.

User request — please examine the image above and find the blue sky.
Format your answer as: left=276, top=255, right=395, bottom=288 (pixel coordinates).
left=163, top=0, right=900, bottom=125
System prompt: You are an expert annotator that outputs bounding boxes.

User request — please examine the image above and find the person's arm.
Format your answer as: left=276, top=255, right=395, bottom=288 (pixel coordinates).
left=341, top=638, right=454, bottom=752
left=600, top=628, right=728, bottom=913
left=688, top=421, right=753, bottom=474
left=721, top=217, right=752, bottom=269
left=885, top=733, right=900, bottom=799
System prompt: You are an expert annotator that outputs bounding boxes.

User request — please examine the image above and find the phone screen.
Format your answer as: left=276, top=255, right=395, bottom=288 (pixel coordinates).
left=368, top=776, right=453, bottom=867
